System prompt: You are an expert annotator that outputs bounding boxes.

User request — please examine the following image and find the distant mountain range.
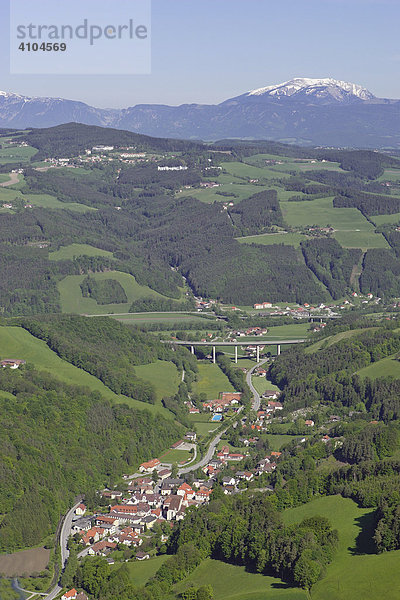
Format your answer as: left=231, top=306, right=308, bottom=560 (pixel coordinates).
left=1, top=78, right=400, bottom=148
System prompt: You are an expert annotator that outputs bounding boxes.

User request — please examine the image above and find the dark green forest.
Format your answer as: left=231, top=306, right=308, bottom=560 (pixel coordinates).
left=0, top=365, right=182, bottom=551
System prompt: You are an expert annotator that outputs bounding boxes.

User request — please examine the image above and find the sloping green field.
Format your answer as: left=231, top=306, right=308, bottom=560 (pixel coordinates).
left=49, top=243, right=114, bottom=260
left=58, top=271, right=176, bottom=314
left=174, top=558, right=306, bottom=600
left=237, top=232, right=306, bottom=247
left=193, top=363, right=235, bottom=399
left=284, top=495, right=400, bottom=600
left=0, top=326, right=171, bottom=417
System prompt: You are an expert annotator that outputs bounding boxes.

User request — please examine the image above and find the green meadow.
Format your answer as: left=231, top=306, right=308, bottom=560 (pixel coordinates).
left=0, top=145, right=37, bottom=164
left=0, top=186, right=94, bottom=213
left=333, top=229, right=389, bottom=249
left=357, top=354, right=400, bottom=379
left=284, top=495, right=400, bottom=600
left=0, top=326, right=170, bottom=417
left=124, top=556, right=168, bottom=587
left=251, top=376, right=280, bottom=395
left=174, top=558, right=306, bottom=600
left=133, top=360, right=180, bottom=402
left=193, top=363, right=235, bottom=399
left=281, top=197, right=372, bottom=229
left=237, top=232, right=306, bottom=247
left=57, top=271, right=177, bottom=314
left=370, top=212, right=400, bottom=226
left=49, top=243, right=114, bottom=261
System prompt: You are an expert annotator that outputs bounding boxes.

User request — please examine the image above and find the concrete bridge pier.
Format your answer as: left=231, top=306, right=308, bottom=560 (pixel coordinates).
left=256, top=345, right=260, bottom=362
left=212, top=346, right=216, bottom=364
left=234, top=345, right=238, bottom=364
left=191, top=345, right=195, bottom=354
left=277, top=344, right=281, bottom=356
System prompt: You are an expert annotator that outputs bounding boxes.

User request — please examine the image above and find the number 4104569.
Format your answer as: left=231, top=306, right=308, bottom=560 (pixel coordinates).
left=18, top=42, right=67, bottom=51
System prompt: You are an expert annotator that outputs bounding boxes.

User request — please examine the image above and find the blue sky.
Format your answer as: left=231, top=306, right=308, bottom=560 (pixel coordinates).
left=1, top=0, right=400, bottom=107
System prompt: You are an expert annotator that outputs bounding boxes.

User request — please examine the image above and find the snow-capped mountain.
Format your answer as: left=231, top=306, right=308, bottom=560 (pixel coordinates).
left=244, top=77, right=375, bottom=102
left=0, top=78, right=399, bottom=148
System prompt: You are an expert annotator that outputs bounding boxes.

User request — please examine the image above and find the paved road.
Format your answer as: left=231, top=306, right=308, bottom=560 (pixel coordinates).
left=162, top=339, right=306, bottom=347
left=45, top=501, right=82, bottom=600
left=246, top=358, right=269, bottom=411
left=178, top=429, right=226, bottom=475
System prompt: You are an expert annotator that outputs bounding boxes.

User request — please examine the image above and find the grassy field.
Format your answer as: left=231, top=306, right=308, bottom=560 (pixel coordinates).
left=357, top=354, right=400, bottom=379
left=174, top=558, right=306, bottom=600
left=188, top=413, right=221, bottom=438
left=177, top=182, right=264, bottom=204
left=125, top=555, right=168, bottom=587
left=251, top=376, right=280, bottom=395
left=0, top=145, right=37, bottom=164
left=0, top=326, right=170, bottom=417
left=133, top=360, right=180, bottom=401
left=263, top=323, right=311, bottom=340
left=281, top=197, right=369, bottom=229
left=305, top=328, right=373, bottom=354
left=49, top=243, right=114, bottom=261
left=58, top=271, right=178, bottom=314
left=283, top=495, right=400, bottom=600
left=158, top=448, right=192, bottom=464
left=114, top=313, right=211, bottom=326
left=0, top=187, right=94, bottom=213
left=370, top=212, right=400, bottom=226
left=237, top=232, right=307, bottom=247
left=333, top=230, right=389, bottom=249
left=193, top=363, right=235, bottom=399
left=263, top=434, right=301, bottom=451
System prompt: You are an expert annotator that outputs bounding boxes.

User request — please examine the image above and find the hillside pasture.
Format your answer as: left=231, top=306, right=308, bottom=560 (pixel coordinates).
left=133, top=360, right=180, bottom=402
left=237, top=232, right=306, bottom=247
left=0, top=144, right=37, bottom=164
left=49, top=243, right=114, bottom=261
left=193, top=363, right=235, bottom=399
left=283, top=495, right=400, bottom=600
left=174, top=558, right=306, bottom=600
left=0, top=326, right=170, bottom=417
left=57, top=271, right=176, bottom=314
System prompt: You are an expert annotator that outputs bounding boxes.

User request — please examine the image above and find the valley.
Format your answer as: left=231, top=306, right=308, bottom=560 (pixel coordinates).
left=2, top=122, right=400, bottom=600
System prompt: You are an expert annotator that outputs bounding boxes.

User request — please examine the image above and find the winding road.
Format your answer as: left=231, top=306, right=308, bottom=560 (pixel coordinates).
left=45, top=501, right=82, bottom=600
left=246, top=358, right=269, bottom=411
left=178, top=428, right=227, bottom=475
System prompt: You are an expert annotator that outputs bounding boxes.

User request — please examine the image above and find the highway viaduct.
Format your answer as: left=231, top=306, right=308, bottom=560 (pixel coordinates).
left=161, top=339, right=307, bottom=363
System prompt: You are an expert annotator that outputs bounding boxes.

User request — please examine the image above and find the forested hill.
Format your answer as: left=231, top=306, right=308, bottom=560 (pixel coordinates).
left=18, top=315, right=198, bottom=404
left=0, top=365, right=182, bottom=551
left=269, top=318, right=400, bottom=418
left=22, top=122, right=201, bottom=160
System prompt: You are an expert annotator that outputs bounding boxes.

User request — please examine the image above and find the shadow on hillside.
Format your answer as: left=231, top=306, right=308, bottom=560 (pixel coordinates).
left=349, top=511, right=376, bottom=555
left=270, top=582, right=293, bottom=589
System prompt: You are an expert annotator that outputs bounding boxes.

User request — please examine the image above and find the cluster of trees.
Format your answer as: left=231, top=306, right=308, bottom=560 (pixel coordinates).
left=270, top=327, right=400, bottom=392
left=19, top=315, right=180, bottom=403
left=80, top=276, right=128, bottom=305
left=216, top=354, right=251, bottom=406
left=229, top=190, right=284, bottom=235
left=0, top=364, right=182, bottom=551
left=167, top=493, right=338, bottom=590
left=301, top=238, right=361, bottom=299
left=333, top=191, right=400, bottom=216
left=129, top=296, right=195, bottom=313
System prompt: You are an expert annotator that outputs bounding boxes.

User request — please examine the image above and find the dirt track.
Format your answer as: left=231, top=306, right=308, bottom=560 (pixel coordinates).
left=0, top=172, right=19, bottom=187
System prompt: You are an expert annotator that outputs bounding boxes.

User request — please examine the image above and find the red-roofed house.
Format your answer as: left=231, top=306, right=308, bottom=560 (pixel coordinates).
left=75, top=503, right=86, bottom=516
left=139, top=458, right=161, bottom=473
left=62, top=590, right=77, bottom=600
